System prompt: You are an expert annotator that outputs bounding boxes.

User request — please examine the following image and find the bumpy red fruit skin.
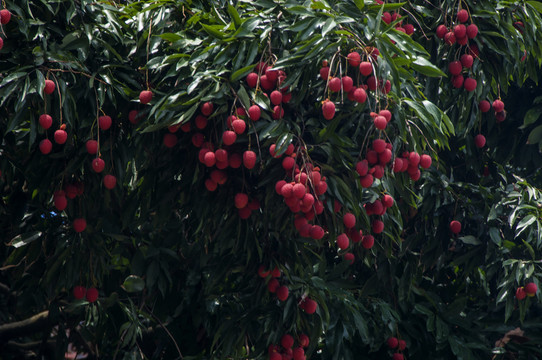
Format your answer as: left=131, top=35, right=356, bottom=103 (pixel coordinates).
left=86, top=287, right=98, bottom=303
left=281, top=334, right=294, bottom=349
left=479, top=100, right=491, bottom=113
left=303, top=298, right=318, bottom=314
left=322, top=100, right=335, bottom=120
left=448, top=61, right=462, bottom=76
left=276, top=285, right=289, bottom=301
left=474, top=134, right=486, bottom=148
left=374, top=116, right=387, bottom=130
left=436, top=24, right=447, bottom=39
left=73, top=286, right=86, bottom=300
left=444, top=31, right=456, bottom=45
left=292, top=347, right=305, bottom=360
left=86, top=140, right=98, bottom=154
left=464, top=77, right=477, bottom=92
left=343, top=213, right=356, bottom=229
left=0, top=9, right=11, bottom=25
left=103, top=174, right=117, bottom=189
left=243, top=150, right=256, bottom=169
left=54, top=194, right=67, bottom=211
left=248, top=105, right=261, bottom=121
left=298, top=334, right=309, bottom=348
left=200, top=102, right=214, bottom=116
left=454, top=24, right=467, bottom=39
left=392, top=353, right=404, bottom=360
left=525, top=282, right=538, bottom=296
left=516, top=287, right=527, bottom=300
left=398, top=339, right=407, bottom=351
left=139, top=90, right=153, bottom=104
left=39, top=114, right=53, bottom=129
left=73, top=218, right=87, bottom=233
left=234, top=193, right=249, bottom=209
left=319, top=66, right=330, bottom=80
left=163, top=133, right=178, bottom=148
left=387, top=337, right=399, bottom=349
left=460, top=54, right=474, bottom=68
left=309, top=225, right=324, bottom=240
left=466, top=24, right=478, bottom=39
left=337, top=233, right=349, bottom=250
left=222, top=130, right=237, bottom=146
left=246, top=72, right=258, bottom=88
left=39, top=139, right=53, bottom=154
left=347, top=51, right=361, bottom=67
left=361, top=235, right=374, bottom=249
left=54, top=129, right=67, bottom=144
left=92, top=158, right=105, bottom=173
left=457, top=9, right=469, bottom=23
left=98, top=115, right=112, bottom=130
left=492, top=99, right=505, bottom=113
left=450, top=220, right=462, bottom=234
left=44, top=80, right=55, bottom=95
left=419, top=154, right=432, bottom=169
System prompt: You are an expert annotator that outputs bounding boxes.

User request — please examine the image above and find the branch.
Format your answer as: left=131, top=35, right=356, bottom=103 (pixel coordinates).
left=0, top=311, right=50, bottom=343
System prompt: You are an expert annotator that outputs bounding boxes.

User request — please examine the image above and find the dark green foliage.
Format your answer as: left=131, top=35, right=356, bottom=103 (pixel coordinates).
left=0, top=1, right=542, bottom=359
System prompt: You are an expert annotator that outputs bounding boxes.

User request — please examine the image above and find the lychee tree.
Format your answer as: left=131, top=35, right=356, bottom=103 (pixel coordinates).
left=1, top=0, right=542, bottom=359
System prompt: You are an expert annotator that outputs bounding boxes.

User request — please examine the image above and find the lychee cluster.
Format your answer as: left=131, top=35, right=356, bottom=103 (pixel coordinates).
left=272, top=149, right=329, bottom=240
left=258, top=265, right=289, bottom=302
left=268, top=333, right=310, bottom=360
left=73, top=286, right=98, bottom=303
left=387, top=336, right=407, bottom=360
left=515, top=282, right=538, bottom=300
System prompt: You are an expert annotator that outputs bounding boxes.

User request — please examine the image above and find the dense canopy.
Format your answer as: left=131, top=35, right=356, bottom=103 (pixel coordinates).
left=1, top=0, right=542, bottom=359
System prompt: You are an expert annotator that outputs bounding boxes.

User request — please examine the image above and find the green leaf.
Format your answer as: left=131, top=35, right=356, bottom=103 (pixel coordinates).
left=458, top=235, right=482, bottom=245
left=522, top=107, right=541, bottom=128
left=201, top=23, right=226, bottom=39
left=527, top=125, right=542, bottom=144
left=411, top=57, right=446, bottom=77
left=122, top=275, right=146, bottom=293
left=227, top=5, right=242, bottom=28
left=527, top=1, right=542, bottom=13
left=9, top=231, right=42, bottom=248
left=230, top=64, right=254, bottom=82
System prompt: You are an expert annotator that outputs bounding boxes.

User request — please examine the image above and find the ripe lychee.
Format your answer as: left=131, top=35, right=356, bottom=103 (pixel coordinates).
left=54, top=129, right=67, bottom=144
left=449, top=220, right=462, bottom=234
left=92, top=158, right=105, bottom=173
left=98, top=115, right=112, bottom=130
left=163, top=133, right=178, bottom=148
left=44, top=80, right=55, bottom=95
left=73, top=218, right=87, bottom=233
left=322, top=99, right=335, bottom=120
left=86, top=287, right=98, bottom=303
left=139, top=90, right=153, bottom=104
left=39, top=114, right=53, bottom=129
left=103, top=174, right=117, bottom=189
left=73, top=286, right=86, bottom=300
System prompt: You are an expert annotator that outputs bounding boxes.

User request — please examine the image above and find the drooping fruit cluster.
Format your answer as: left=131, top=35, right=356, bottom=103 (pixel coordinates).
left=318, top=45, right=390, bottom=120
left=272, top=147, right=329, bottom=240
left=0, top=8, right=12, bottom=50
left=386, top=336, right=407, bottom=360
left=246, top=61, right=292, bottom=120
left=365, top=194, right=395, bottom=235
left=258, top=265, right=289, bottom=302
left=437, top=7, right=479, bottom=92
left=268, top=333, right=310, bottom=360
left=52, top=180, right=84, bottom=211
left=393, top=151, right=432, bottom=181
left=73, top=286, right=99, bottom=303
left=516, top=282, right=538, bottom=300
left=381, top=11, right=415, bottom=36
